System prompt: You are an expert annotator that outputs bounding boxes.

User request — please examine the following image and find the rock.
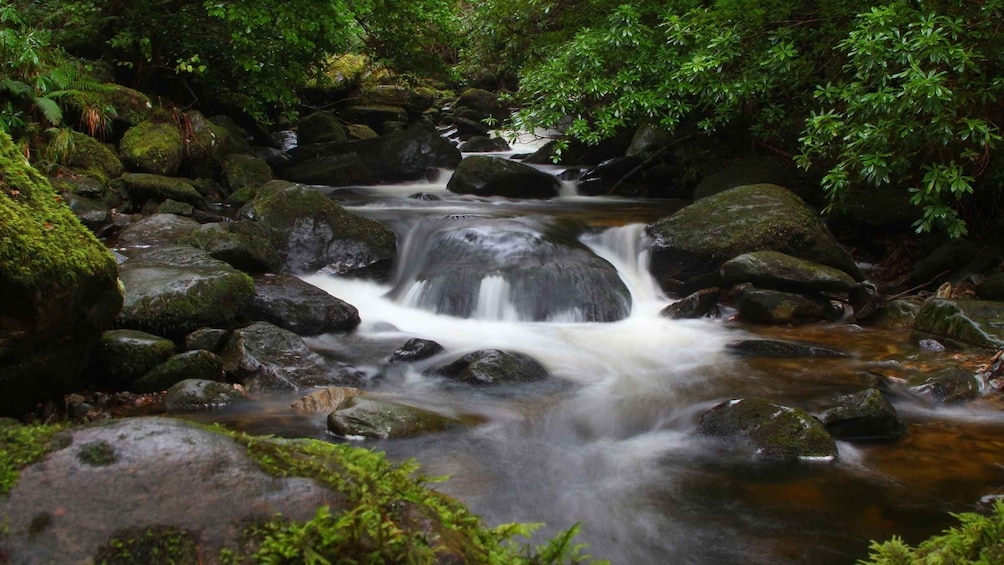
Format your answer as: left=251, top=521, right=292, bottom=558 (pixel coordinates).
left=115, top=213, right=201, bottom=247
left=386, top=216, right=631, bottom=322
left=61, top=192, right=112, bottom=232
left=117, top=246, right=255, bottom=338
left=733, top=285, right=836, bottom=324
left=282, top=152, right=375, bottom=186
left=977, top=273, right=1004, bottom=300
left=338, top=105, right=409, bottom=134
left=661, top=288, right=720, bottom=319
left=132, top=350, right=225, bottom=393
left=575, top=156, right=646, bottom=196
left=290, top=386, right=361, bottom=414
left=816, top=388, right=908, bottom=442
left=73, top=83, right=153, bottom=128
left=523, top=135, right=632, bottom=167
left=698, top=398, right=838, bottom=461
left=453, top=117, right=491, bottom=139
left=721, top=251, right=858, bottom=294
left=446, top=155, right=560, bottom=199
left=184, top=328, right=230, bottom=353
left=912, top=366, right=980, bottom=404
left=220, top=321, right=357, bottom=390
left=119, top=121, right=184, bottom=176
left=390, top=338, right=445, bottom=363
left=154, top=199, right=195, bottom=216
left=918, top=339, right=946, bottom=352
left=247, top=274, right=360, bottom=335
left=627, top=123, right=672, bottom=157
left=912, top=299, right=1004, bottom=350
left=871, top=299, right=920, bottom=329
left=327, top=397, right=457, bottom=439
left=908, top=239, right=980, bottom=287
left=646, top=184, right=861, bottom=294
left=113, top=173, right=206, bottom=210
left=296, top=111, right=348, bottom=145
left=459, top=136, right=512, bottom=152
left=429, top=349, right=549, bottom=385
left=692, top=157, right=802, bottom=201
left=726, top=339, right=848, bottom=358
left=454, top=88, right=505, bottom=122
left=95, top=329, right=176, bottom=387
left=0, top=133, right=122, bottom=415
left=220, top=154, right=272, bottom=195
left=246, top=182, right=396, bottom=275
left=287, top=128, right=461, bottom=182
left=183, top=110, right=241, bottom=177
left=64, top=131, right=123, bottom=184
left=179, top=221, right=280, bottom=273
left=346, top=123, right=379, bottom=140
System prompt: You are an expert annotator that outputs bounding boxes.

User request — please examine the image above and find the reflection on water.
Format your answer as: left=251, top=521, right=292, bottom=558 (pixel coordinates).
left=192, top=180, right=1004, bottom=564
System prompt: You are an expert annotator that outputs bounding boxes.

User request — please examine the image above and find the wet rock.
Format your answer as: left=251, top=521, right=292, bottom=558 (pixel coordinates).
left=871, top=299, right=921, bottom=329
left=453, top=117, right=491, bottom=140
left=912, top=366, right=980, bottom=404
left=180, top=221, right=280, bottom=273
left=327, top=397, right=458, bottom=439
left=390, top=338, right=445, bottom=364
left=726, top=339, right=848, bottom=358
left=698, top=398, right=838, bottom=461
left=918, top=339, right=946, bottom=352
left=429, top=349, right=549, bottom=385
left=132, top=350, right=224, bottom=393
left=62, top=192, right=112, bottom=232
left=246, top=182, right=396, bottom=275
left=220, top=154, right=272, bottom=196
left=183, top=328, right=230, bottom=353
left=576, top=156, right=645, bottom=196
left=184, top=110, right=244, bottom=178
left=246, top=274, right=360, bottom=335
left=816, top=388, right=908, bottom=442
left=119, top=121, right=184, bottom=176
left=459, top=136, right=511, bottom=152
left=733, top=285, right=836, bottom=324
left=976, top=273, right=1004, bottom=300
left=117, top=246, right=255, bottom=338
left=296, top=111, right=348, bottom=145
left=64, top=131, right=124, bottom=184
left=339, top=105, right=409, bottom=134
left=646, top=184, right=861, bottom=294
left=721, top=251, right=857, bottom=294
left=908, top=238, right=980, bottom=287
left=95, top=329, right=176, bottom=387
left=912, top=299, right=1004, bottom=350
left=447, top=155, right=560, bottom=199
left=661, top=288, right=720, bottom=319
left=113, top=173, right=206, bottom=210
left=290, top=386, right=361, bottom=414
left=220, top=321, right=357, bottom=391
left=115, top=213, right=200, bottom=247
left=282, top=152, right=375, bottom=186
left=454, top=88, right=506, bottom=122
left=153, top=199, right=194, bottom=216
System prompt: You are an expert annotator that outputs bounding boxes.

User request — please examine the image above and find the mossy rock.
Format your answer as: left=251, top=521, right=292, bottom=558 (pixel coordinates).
left=117, top=246, right=255, bottom=338
left=721, top=251, right=857, bottom=294
left=327, top=397, right=458, bottom=439
left=220, top=154, right=272, bottom=195
left=908, top=238, right=980, bottom=287
left=94, top=526, right=199, bottom=565
left=183, top=328, right=230, bottom=353
left=725, top=339, right=848, bottom=358
left=454, top=88, right=506, bottom=121
left=646, top=184, right=862, bottom=294
left=345, top=123, right=379, bottom=140
left=0, top=131, right=122, bottom=416
left=96, top=329, right=176, bottom=387
left=69, top=84, right=153, bottom=128
left=119, top=121, right=184, bottom=176
left=165, top=379, right=246, bottom=411
left=816, top=388, right=908, bottom=442
left=447, top=155, right=560, bottom=199
left=733, top=285, right=835, bottom=324
left=179, top=220, right=280, bottom=273
left=428, top=349, right=549, bottom=385
left=912, top=299, right=1004, bottom=350
left=281, top=152, right=375, bottom=186
left=297, top=111, right=348, bottom=145
left=912, top=366, right=981, bottom=404
left=337, top=104, right=409, bottom=134
left=113, top=172, right=206, bottom=210
left=871, top=299, right=921, bottom=329
left=132, top=350, right=224, bottom=393
left=699, top=397, right=838, bottom=461
left=115, top=213, right=201, bottom=248
left=458, top=136, right=512, bottom=152
left=64, top=131, right=123, bottom=185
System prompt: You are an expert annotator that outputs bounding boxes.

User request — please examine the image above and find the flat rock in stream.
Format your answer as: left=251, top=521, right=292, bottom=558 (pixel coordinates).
left=726, top=339, right=848, bottom=359
left=327, top=397, right=458, bottom=439
left=699, top=397, right=838, bottom=461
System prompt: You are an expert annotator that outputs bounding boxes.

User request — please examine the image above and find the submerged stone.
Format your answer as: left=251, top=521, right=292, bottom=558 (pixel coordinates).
left=290, top=386, right=361, bottom=414
left=726, top=339, right=848, bottom=359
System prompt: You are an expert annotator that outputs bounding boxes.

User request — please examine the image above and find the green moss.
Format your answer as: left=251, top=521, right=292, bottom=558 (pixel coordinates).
left=94, top=526, right=200, bottom=565
left=912, top=299, right=1004, bottom=350
left=77, top=440, right=119, bottom=466
left=119, top=122, right=184, bottom=176
left=859, top=501, right=1004, bottom=564
left=65, top=132, right=124, bottom=185
left=0, top=419, right=65, bottom=496
left=114, top=173, right=205, bottom=209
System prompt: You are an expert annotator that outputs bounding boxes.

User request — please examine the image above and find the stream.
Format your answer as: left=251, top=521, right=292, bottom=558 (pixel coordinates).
left=194, top=144, right=1004, bottom=564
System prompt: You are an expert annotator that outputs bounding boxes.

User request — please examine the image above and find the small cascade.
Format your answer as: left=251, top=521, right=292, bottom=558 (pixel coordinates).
left=582, top=224, right=666, bottom=309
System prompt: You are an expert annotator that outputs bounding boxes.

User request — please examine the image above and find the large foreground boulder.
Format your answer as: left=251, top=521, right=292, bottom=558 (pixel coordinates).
left=0, top=132, right=122, bottom=415
left=446, top=155, right=561, bottom=199
left=646, top=184, right=861, bottom=294
left=698, top=397, right=838, bottom=461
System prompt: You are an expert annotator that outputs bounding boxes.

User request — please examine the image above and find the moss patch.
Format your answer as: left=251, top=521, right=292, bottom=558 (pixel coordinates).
left=119, top=122, right=184, bottom=176
left=77, top=440, right=119, bottom=466
left=860, top=501, right=1004, bottom=564
left=94, top=525, right=200, bottom=565
left=0, top=419, right=65, bottom=496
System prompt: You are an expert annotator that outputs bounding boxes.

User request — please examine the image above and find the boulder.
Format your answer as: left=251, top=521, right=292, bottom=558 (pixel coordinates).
left=454, top=88, right=505, bottom=122
left=721, top=251, right=858, bottom=294
left=119, top=121, right=184, bottom=176
left=912, top=366, right=981, bottom=404
left=646, top=184, right=861, bottom=294
left=977, top=273, right=1004, bottom=300
left=816, top=388, right=908, bottom=442
left=627, top=123, right=672, bottom=157
left=327, top=397, right=458, bottom=439
left=64, top=131, right=123, bottom=184
left=346, top=123, right=379, bottom=140
left=692, top=156, right=803, bottom=201
left=115, top=213, right=200, bottom=248
left=179, top=221, right=280, bottom=273
left=660, top=288, right=720, bottom=319
left=296, top=111, right=348, bottom=145
left=220, top=321, right=357, bottom=390
left=113, top=173, right=206, bottom=210
left=459, top=136, right=512, bottom=152
left=132, top=350, right=225, bottom=393
left=183, top=110, right=242, bottom=177
left=733, top=285, right=836, bottom=324
left=61, top=192, right=112, bottom=232
left=428, top=349, right=549, bottom=385
left=338, top=105, right=409, bottom=134
left=153, top=199, right=195, bottom=216
left=245, top=182, right=396, bottom=275
left=698, top=398, right=838, bottom=461
left=246, top=274, right=360, bottom=335
left=0, top=132, right=122, bottom=415
left=725, top=339, right=848, bottom=358
left=575, top=156, right=646, bottom=197
left=908, top=238, right=980, bottom=287
left=117, top=246, right=254, bottom=338
left=453, top=117, right=491, bottom=140
left=290, top=386, right=361, bottom=414
left=871, top=299, right=921, bottom=329
left=95, top=329, right=176, bottom=387
left=183, top=328, right=230, bottom=353
left=220, top=154, right=272, bottom=195
left=447, top=156, right=561, bottom=199
left=386, top=216, right=630, bottom=322
left=912, top=299, right=1004, bottom=350
left=389, top=338, right=445, bottom=364
left=282, top=152, right=375, bottom=186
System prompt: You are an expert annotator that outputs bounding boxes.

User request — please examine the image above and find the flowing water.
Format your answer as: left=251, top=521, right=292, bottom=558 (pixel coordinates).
left=202, top=155, right=1004, bottom=564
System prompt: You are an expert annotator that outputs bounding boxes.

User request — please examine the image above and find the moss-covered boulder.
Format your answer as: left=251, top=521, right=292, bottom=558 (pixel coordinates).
left=912, top=299, right=1004, bottom=350
left=733, top=285, right=836, bottom=324
left=95, top=329, right=176, bottom=387
left=183, top=328, right=230, bottom=353
left=119, top=122, right=185, bottom=176
left=113, top=172, right=206, bottom=210
left=220, top=154, right=272, bottom=195
left=282, top=152, right=375, bottom=186
left=646, top=184, right=861, bottom=294
left=297, top=111, right=348, bottom=145
left=446, top=155, right=561, bottom=199
left=117, top=246, right=254, bottom=338
left=327, top=397, right=459, bottom=439
left=721, top=251, right=858, bottom=294
left=0, top=132, right=122, bottom=416
left=183, top=110, right=244, bottom=178
left=220, top=321, right=357, bottom=391
left=454, top=88, right=506, bottom=122
left=346, top=123, right=379, bottom=140
left=115, top=213, right=201, bottom=248
left=699, top=397, right=838, bottom=461
left=428, top=349, right=549, bottom=385
left=247, top=274, right=360, bottom=335
left=246, top=182, right=396, bottom=275
left=179, top=221, right=280, bottom=273
left=338, top=105, right=409, bottom=134
left=816, top=388, right=908, bottom=442
left=132, top=350, right=224, bottom=393
left=871, top=299, right=921, bottom=329
left=64, top=131, right=124, bottom=185
left=69, top=83, right=153, bottom=128
left=459, top=136, right=512, bottom=152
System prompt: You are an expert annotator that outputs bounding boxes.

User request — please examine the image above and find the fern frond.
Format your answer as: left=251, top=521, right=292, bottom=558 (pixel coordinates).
left=32, top=96, right=62, bottom=126
left=0, top=77, right=34, bottom=99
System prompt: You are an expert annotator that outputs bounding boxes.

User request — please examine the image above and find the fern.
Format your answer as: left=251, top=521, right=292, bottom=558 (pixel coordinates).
left=32, top=96, right=62, bottom=126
